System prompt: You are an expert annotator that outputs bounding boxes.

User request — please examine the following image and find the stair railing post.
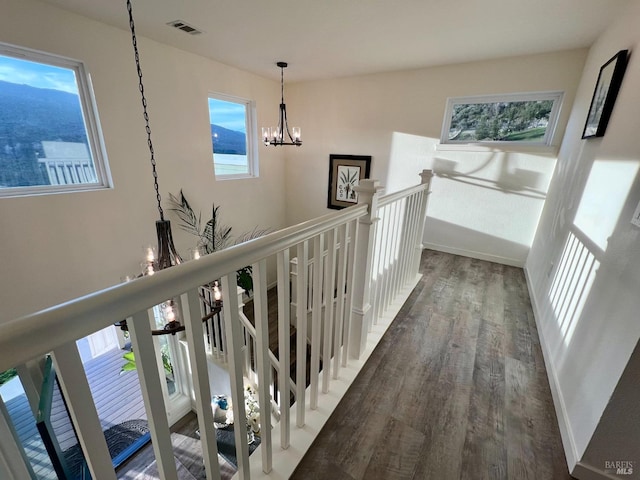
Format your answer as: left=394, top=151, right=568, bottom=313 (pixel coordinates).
left=349, top=179, right=384, bottom=359
left=414, top=169, right=434, bottom=276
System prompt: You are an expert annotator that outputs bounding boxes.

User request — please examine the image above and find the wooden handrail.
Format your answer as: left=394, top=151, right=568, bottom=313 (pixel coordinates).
left=0, top=204, right=368, bottom=372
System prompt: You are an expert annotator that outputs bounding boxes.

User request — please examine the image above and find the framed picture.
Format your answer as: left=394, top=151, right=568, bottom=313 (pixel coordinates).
left=582, top=50, right=628, bottom=139
left=327, top=154, right=372, bottom=210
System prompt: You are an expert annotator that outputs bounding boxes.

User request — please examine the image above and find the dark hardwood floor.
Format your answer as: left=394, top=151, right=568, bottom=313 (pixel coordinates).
left=291, top=250, right=571, bottom=480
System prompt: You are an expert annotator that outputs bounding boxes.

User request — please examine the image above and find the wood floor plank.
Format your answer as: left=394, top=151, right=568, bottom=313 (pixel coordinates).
left=361, top=417, right=425, bottom=480
left=460, top=318, right=508, bottom=480
left=292, top=249, right=571, bottom=480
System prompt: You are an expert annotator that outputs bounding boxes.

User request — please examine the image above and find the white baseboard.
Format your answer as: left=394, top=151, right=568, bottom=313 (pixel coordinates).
left=423, top=241, right=525, bottom=267
left=523, top=267, right=579, bottom=473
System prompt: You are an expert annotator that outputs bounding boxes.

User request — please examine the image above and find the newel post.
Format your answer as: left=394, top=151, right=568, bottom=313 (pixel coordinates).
left=350, top=179, right=384, bottom=359
left=414, top=169, right=434, bottom=276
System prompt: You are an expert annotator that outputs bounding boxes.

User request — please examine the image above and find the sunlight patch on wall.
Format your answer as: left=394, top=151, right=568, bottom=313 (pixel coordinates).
left=548, top=229, right=600, bottom=347
left=574, top=160, right=639, bottom=251
left=387, top=132, right=438, bottom=193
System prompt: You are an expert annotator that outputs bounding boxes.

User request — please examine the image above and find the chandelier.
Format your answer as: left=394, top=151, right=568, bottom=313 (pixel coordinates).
left=262, top=62, right=302, bottom=146
left=117, top=0, right=185, bottom=336
left=127, top=0, right=182, bottom=272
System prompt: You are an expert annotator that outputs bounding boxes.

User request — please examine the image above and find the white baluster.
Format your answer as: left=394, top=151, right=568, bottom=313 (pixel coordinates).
left=378, top=202, right=390, bottom=315
left=310, top=233, right=324, bottom=410
left=252, top=259, right=273, bottom=473
left=322, top=228, right=337, bottom=392
left=221, top=274, right=251, bottom=480
left=289, top=257, right=298, bottom=327
left=343, top=219, right=358, bottom=366
left=276, top=249, right=291, bottom=448
left=295, top=241, right=308, bottom=427
left=128, top=311, right=178, bottom=480
left=52, top=341, right=117, bottom=480
left=333, top=223, right=348, bottom=377
left=181, top=288, right=221, bottom=480
left=389, top=199, right=403, bottom=304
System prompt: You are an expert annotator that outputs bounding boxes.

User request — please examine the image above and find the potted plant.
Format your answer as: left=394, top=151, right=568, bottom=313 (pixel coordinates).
left=167, top=190, right=272, bottom=294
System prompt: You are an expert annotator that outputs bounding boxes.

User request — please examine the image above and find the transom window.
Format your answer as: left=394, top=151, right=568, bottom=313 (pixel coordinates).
left=440, top=91, right=564, bottom=146
left=0, top=43, right=111, bottom=197
left=208, top=93, right=258, bottom=179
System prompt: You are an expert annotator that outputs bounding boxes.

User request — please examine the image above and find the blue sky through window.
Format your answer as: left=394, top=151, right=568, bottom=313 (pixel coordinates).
left=0, top=54, right=78, bottom=94
left=208, top=98, right=246, bottom=133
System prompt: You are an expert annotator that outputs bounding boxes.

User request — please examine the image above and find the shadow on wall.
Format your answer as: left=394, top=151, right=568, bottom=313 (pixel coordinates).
left=541, top=157, right=640, bottom=364
left=432, top=150, right=546, bottom=199
left=545, top=225, right=602, bottom=359
left=423, top=216, right=530, bottom=266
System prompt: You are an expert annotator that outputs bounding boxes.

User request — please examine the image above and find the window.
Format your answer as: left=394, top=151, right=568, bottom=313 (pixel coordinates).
left=440, top=91, right=564, bottom=146
left=0, top=43, right=111, bottom=197
left=208, top=93, right=258, bottom=179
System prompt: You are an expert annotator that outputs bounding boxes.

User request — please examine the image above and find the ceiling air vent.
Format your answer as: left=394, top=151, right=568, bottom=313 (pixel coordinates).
left=167, top=20, right=203, bottom=35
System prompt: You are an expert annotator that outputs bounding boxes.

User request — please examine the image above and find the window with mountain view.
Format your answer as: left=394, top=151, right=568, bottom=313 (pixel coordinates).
left=208, top=94, right=258, bottom=179
left=441, top=91, right=564, bottom=146
left=0, top=44, right=110, bottom=197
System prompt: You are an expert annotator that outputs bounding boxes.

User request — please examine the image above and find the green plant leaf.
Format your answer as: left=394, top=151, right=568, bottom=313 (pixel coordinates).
left=167, top=190, right=202, bottom=238
left=120, top=362, right=137, bottom=373
left=234, top=227, right=273, bottom=245
left=237, top=266, right=253, bottom=293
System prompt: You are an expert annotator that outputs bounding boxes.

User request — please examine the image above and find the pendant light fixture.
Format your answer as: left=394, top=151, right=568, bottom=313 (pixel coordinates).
left=126, top=0, right=182, bottom=270
left=262, top=62, right=302, bottom=146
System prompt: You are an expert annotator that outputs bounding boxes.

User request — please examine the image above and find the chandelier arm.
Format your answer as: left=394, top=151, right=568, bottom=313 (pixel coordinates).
left=282, top=105, right=295, bottom=143
left=127, top=0, right=164, bottom=221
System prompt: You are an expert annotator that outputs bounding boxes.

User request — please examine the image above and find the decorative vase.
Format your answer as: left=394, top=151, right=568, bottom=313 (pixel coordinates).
left=211, top=395, right=231, bottom=427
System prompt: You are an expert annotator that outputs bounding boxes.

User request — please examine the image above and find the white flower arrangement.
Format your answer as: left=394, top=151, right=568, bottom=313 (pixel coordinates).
left=244, top=384, right=260, bottom=433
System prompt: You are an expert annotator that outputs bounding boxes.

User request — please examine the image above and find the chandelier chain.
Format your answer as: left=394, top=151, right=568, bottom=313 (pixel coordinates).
left=281, top=65, right=285, bottom=105
left=127, top=0, right=164, bottom=221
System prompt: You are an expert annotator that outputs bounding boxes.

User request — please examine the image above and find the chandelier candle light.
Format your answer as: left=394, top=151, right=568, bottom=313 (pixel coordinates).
left=262, top=62, right=302, bottom=146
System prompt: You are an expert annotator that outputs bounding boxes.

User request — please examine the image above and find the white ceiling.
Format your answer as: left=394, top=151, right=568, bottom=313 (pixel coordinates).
left=40, top=0, right=629, bottom=82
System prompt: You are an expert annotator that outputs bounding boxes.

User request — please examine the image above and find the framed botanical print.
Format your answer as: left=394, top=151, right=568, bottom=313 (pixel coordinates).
left=582, top=50, right=628, bottom=139
left=327, top=154, right=372, bottom=210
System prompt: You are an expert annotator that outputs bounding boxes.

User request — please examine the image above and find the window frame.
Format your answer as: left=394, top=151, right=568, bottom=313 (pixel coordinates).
left=207, top=92, right=259, bottom=180
left=0, top=42, right=112, bottom=198
left=440, top=91, right=564, bottom=147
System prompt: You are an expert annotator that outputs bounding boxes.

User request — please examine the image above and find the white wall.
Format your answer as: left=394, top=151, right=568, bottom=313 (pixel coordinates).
left=0, top=0, right=286, bottom=321
left=285, top=50, right=587, bottom=266
left=525, top=1, right=640, bottom=475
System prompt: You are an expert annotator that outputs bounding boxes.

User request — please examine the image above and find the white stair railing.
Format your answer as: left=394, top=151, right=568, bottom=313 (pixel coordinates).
left=0, top=170, right=432, bottom=480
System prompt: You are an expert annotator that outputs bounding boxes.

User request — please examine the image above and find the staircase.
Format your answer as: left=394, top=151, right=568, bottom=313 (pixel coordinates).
left=242, top=287, right=319, bottom=408
left=0, top=171, right=433, bottom=480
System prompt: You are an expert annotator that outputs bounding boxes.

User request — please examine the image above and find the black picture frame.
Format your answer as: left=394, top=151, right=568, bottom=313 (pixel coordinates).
left=327, top=154, right=372, bottom=210
left=582, top=50, right=628, bottom=139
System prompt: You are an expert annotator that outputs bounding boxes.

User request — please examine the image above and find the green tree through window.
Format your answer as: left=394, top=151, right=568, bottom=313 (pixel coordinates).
left=442, top=92, right=563, bottom=145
